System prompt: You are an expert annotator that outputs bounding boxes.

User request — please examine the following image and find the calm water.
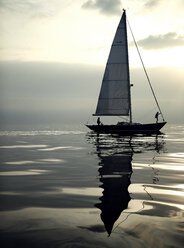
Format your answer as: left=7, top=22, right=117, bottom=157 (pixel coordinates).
left=0, top=124, right=183, bottom=248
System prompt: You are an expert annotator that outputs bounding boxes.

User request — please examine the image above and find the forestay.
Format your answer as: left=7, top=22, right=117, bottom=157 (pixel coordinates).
left=94, top=11, right=131, bottom=116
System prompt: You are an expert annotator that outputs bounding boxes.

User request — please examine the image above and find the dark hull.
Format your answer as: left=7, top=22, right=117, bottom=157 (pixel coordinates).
left=86, top=122, right=166, bottom=135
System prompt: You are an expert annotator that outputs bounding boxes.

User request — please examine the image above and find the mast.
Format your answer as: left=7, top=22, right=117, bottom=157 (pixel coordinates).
left=124, top=9, right=132, bottom=123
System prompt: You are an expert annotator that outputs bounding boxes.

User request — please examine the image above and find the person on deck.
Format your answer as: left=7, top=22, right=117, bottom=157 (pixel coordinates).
left=155, top=112, right=160, bottom=123
left=97, top=117, right=101, bottom=125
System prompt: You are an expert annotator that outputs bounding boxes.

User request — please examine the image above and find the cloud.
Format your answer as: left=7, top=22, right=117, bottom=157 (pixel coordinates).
left=0, top=0, right=66, bottom=18
left=144, top=0, right=161, bottom=8
left=0, top=0, right=41, bottom=13
left=136, top=32, right=184, bottom=50
left=82, top=0, right=122, bottom=15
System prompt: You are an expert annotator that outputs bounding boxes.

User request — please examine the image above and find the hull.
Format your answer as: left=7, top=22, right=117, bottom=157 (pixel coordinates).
left=86, top=122, right=166, bottom=135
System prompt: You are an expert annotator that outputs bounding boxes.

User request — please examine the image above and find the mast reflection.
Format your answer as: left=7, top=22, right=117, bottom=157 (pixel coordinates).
left=87, top=133, right=165, bottom=236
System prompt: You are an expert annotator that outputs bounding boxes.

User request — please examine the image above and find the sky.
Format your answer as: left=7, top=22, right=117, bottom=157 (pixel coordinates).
left=0, top=0, right=184, bottom=127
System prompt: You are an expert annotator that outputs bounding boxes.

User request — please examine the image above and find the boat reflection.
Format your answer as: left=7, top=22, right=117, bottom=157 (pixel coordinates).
left=87, top=133, right=165, bottom=236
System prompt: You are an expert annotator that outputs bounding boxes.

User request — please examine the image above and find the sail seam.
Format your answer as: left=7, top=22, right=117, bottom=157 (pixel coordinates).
left=93, top=114, right=129, bottom=116
left=103, top=80, right=128, bottom=81
left=99, top=98, right=129, bottom=99
left=112, top=44, right=126, bottom=46
left=107, top=62, right=128, bottom=65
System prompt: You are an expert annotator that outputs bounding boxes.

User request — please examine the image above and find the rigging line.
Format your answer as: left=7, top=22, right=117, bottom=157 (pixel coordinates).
left=127, top=18, right=165, bottom=122
left=143, top=184, right=154, bottom=200
left=112, top=213, right=132, bottom=233
left=113, top=198, right=146, bottom=233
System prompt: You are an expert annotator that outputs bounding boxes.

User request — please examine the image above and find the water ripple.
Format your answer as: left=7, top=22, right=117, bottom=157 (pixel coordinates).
left=0, top=130, right=84, bottom=136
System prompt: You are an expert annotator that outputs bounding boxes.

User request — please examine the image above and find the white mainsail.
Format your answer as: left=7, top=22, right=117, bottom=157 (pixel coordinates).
left=94, top=11, right=131, bottom=116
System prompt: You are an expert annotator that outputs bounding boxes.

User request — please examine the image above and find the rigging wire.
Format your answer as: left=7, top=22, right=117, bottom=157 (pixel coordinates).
left=112, top=212, right=132, bottom=233
left=126, top=17, right=165, bottom=122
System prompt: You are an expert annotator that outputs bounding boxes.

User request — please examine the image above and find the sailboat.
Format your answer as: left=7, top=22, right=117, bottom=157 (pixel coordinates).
left=86, top=10, right=166, bottom=135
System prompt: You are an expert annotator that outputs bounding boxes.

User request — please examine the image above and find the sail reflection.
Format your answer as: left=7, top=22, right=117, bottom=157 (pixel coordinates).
left=96, top=155, right=132, bottom=236
left=87, top=133, right=165, bottom=236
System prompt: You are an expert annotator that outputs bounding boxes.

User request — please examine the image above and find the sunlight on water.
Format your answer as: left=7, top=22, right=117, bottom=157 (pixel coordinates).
left=61, top=187, right=103, bottom=196
left=0, top=169, right=49, bottom=176
left=169, top=153, right=184, bottom=158
left=5, top=161, right=37, bottom=165
left=39, top=158, right=65, bottom=163
left=176, top=184, right=184, bottom=189
left=38, top=146, right=84, bottom=151
left=125, top=200, right=154, bottom=212
left=129, top=183, right=184, bottom=198
left=4, top=159, right=65, bottom=165
left=0, top=131, right=85, bottom=136
left=0, top=145, right=48, bottom=149
left=165, top=138, right=184, bottom=142
left=133, top=162, right=184, bottom=171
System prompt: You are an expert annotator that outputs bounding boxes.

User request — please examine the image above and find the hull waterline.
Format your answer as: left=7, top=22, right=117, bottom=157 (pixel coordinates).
left=86, top=122, right=167, bottom=135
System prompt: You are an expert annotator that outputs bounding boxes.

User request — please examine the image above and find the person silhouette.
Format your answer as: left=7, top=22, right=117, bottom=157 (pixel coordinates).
left=155, top=112, right=160, bottom=123
left=97, top=117, right=101, bottom=125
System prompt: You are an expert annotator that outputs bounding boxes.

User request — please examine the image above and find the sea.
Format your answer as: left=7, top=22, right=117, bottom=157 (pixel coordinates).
left=0, top=124, right=183, bottom=248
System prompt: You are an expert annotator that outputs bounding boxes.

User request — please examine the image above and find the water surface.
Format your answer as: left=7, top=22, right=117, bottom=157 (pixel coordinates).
left=0, top=125, right=183, bottom=247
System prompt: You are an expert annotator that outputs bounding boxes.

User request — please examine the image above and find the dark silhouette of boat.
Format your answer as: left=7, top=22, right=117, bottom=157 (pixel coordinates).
left=86, top=10, right=166, bottom=135
left=87, top=122, right=166, bottom=135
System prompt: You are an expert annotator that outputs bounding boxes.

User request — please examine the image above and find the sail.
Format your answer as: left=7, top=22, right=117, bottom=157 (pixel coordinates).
left=94, top=11, right=130, bottom=116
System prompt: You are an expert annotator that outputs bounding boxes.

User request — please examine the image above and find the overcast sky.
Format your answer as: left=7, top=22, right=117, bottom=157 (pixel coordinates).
left=0, top=0, right=184, bottom=127
left=1, top=0, right=184, bottom=66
